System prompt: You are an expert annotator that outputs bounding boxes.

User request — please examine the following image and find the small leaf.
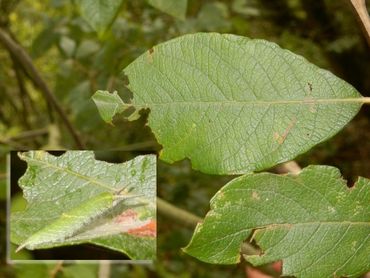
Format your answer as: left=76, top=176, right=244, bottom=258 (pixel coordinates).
left=92, top=90, right=133, bottom=124
left=76, top=0, right=124, bottom=33
left=121, top=33, right=364, bottom=175
left=75, top=40, right=100, bottom=59
left=30, top=23, right=59, bottom=59
left=183, top=166, right=370, bottom=277
left=59, top=36, right=76, bottom=57
left=11, top=151, right=156, bottom=260
left=147, top=0, right=187, bottom=20
left=62, top=264, right=98, bottom=278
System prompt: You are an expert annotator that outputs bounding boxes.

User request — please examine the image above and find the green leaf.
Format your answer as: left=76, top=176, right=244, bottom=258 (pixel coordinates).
left=147, top=0, right=187, bottom=20
left=76, top=0, right=124, bottom=33
left=59, top=36, right=76, bottom=58
left=15, top=264, right=56, bottom=278
left=11, top=151, right=156, bottom=260
left=30, top=22, right=60, bottom=59
left=92, top=90, right=131, bottom=124
left=183, top=166, right=370, bottom=277
left=62, top=264, right=98, bottom=278
left=196, top=3, right=231, bottom=32
left=75, top=40, right=100, bottom=59
left=117, top=33, right=363, bottom=175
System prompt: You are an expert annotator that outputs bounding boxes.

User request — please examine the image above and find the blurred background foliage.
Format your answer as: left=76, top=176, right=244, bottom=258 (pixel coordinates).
left=0, top=0, right=369, bottom=277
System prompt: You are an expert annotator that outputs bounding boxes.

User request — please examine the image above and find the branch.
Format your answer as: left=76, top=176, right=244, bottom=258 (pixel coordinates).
left=0, top=138, right=28, bottom=149
left=10, top=53, right=33, bottom=129
left=349, top=0, right=370, bottom=47
left=0, top=27, right=85, bottom=148
left=8, top=128, right=48, bottom=141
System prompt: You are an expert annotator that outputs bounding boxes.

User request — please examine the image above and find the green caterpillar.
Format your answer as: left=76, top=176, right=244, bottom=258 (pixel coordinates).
left=16, top=189, right=142, bottom=252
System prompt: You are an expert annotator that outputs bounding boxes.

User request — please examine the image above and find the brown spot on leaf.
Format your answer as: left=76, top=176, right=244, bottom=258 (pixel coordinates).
left=147, top=48, right=154, bottom=63
left=273, top=117, right=297, bottom=144
left=308, top=82, right=313, bottom=92
left=128, top=220, right=156, bottom=237
left=309, top=104, right=317, bottom=113
left=252, top=191, right=260, bottom=200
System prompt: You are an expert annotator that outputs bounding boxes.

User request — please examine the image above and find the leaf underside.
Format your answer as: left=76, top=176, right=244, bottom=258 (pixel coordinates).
left=11, top=151, right=156, bottom=260
left=183, top=165, right=370, bottom=278
left=94, top=33, right=363, bottom=175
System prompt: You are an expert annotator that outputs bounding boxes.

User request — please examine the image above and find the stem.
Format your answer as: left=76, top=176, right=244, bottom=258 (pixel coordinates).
left=0, top=27, right=85, bottom=149
left=50, top=261, right=64, bottom=278
left=98, top=260, right=111, bottom=278
left=362, top=97, right=370, bottom=104
left=349, top=0, right=370, bottom=47
left=157, top=197, right=202, bottom=229
left=0, top=138, right=28, bottom=149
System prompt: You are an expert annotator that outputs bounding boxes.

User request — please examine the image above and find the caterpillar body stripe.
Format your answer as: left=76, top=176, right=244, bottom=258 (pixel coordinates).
left=16, top=191, right=142, bottom=252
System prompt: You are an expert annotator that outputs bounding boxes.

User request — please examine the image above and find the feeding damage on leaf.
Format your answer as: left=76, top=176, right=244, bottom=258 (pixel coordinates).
left=273, top=117, right=298, bottom=145
left=92, top=90, right=142, bottom=124
left=183, top=165, right=370, bottom=278
left=95, top=33, right=363, bottom=175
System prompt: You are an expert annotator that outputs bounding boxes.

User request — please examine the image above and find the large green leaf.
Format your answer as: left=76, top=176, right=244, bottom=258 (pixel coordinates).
left=93, top=33, right=365, bottom=175
left=183, top=166, right=370, bottom=277
left=147, top=0, right=187, bottom=20
left=11, top=151, right=156, bottom=260
left=76, top=0, right=124, bottom=33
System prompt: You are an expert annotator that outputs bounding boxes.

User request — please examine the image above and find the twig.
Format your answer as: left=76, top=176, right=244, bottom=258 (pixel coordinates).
left=49, top=260, right=64, bottom=278
left=3, top=88, right=19, bottom=114
left=98, top=260, right=111, bottom=278
left=0, top=138, right=28, bottom=149
left=0, top=27, right=85, bottom=148
left=9, top=128, right=48, bottom=141
left=109, top=141, right=159, bottom=152
left=157, top=197, right=202, bottom=229
left=10, top=53, right=33, bottom=129
left=349, top=0, right=370, bottom=46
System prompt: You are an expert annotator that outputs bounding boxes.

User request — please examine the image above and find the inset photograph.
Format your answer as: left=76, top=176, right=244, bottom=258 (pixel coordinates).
left=9, top=150, right=156, bottom=261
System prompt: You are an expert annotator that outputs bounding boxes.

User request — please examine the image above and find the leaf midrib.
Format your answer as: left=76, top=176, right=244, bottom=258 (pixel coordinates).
left=132, top=97, right=368, bottom=107
left=255, top=221, right=369, bottom=229
left=21, top=155, right=114, bottom=191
